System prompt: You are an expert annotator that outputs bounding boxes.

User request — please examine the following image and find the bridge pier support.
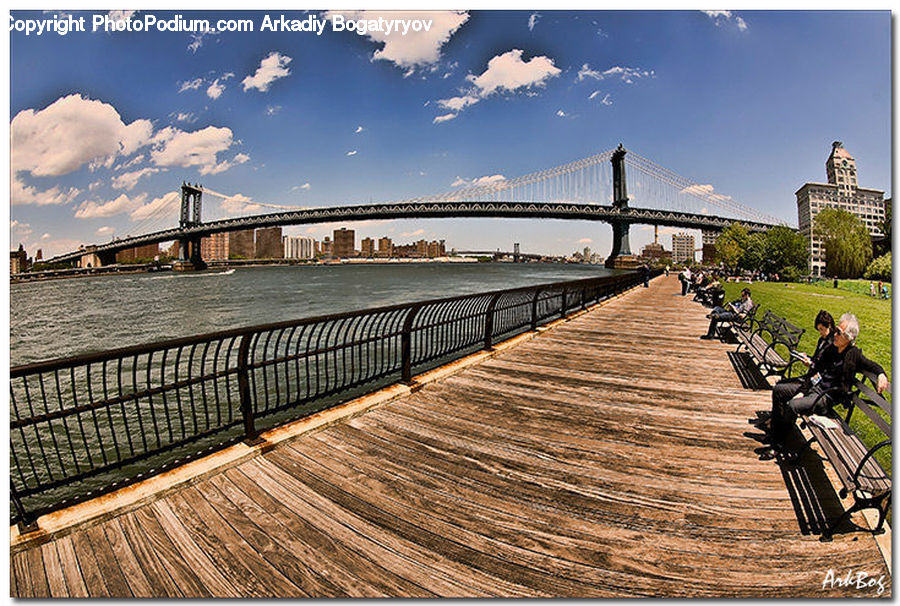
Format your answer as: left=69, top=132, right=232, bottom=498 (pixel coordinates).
left=172, top=237, right=207, bottom=271
left=605, top=221, right=641, bottom=269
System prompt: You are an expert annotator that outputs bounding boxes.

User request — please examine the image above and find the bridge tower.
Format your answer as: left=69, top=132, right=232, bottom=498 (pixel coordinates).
left=605, top=144, right=641, bottom=269
left=174, top=183, right=208, bottom=271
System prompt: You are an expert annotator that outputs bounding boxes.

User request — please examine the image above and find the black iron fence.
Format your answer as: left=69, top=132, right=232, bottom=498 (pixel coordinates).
left=10, top=271, right=654, bottom=525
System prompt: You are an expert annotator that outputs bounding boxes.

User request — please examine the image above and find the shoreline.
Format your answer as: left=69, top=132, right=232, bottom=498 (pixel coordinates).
left=10, top=255, right=585, bottom=284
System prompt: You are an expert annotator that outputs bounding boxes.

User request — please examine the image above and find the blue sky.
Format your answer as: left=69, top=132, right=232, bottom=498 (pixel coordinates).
left=9, top=10, right=891, bottom=259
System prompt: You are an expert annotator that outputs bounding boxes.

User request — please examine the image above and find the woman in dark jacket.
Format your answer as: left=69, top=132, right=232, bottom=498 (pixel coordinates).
left=761, top=312, right=888, bottom=454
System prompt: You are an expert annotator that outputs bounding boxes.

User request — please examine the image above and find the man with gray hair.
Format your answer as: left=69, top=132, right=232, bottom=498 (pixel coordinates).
left=760, top=312, right=889, bottom=458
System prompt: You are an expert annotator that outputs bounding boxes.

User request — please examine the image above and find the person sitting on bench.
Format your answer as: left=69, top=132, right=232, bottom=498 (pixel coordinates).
left=700, top=288, right=752, bottom=340
left=760, top=312, right=888, bottom=457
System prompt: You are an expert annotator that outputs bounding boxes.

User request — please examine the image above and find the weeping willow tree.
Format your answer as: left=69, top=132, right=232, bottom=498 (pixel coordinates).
left=814, top=207, right=873, bottom=278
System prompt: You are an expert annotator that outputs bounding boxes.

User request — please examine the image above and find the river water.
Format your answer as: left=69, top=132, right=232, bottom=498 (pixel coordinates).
left=10, top=262, right=617, bottom=367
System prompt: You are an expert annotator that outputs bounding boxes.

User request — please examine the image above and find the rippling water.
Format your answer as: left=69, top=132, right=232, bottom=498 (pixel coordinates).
left=11, top=263, right=617, bottom=366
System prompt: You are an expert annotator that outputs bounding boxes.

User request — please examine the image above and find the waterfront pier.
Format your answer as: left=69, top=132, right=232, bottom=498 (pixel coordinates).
left=10, top=275, right=890, bottom=597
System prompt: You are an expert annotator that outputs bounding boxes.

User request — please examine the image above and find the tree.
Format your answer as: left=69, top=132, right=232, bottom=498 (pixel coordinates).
left=864, top=253, right=891, bottom=282
left=759, top=225, right=808, bottom=275
left=814, top=207, right=873, bottom=278
left=715, top=223, right=751, bottom=271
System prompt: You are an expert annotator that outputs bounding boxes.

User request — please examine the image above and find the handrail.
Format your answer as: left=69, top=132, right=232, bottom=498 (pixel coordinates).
left=9, top=269, right=658, bottom=526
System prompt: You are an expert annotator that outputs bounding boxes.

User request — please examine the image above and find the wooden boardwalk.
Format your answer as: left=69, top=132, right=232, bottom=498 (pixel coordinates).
left=10, top=275, right=891, bottom=597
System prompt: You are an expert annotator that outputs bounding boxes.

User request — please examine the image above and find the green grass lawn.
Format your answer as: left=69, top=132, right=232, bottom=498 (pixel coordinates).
left=721, top=280, right=892, bottom=520
left=722, top=281, right=891, bottom=378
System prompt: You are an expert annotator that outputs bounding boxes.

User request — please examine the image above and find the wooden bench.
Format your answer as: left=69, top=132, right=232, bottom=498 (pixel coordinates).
left=796, top=370, right=892, bottom=540
left=733, top=309, right=803, bottom=379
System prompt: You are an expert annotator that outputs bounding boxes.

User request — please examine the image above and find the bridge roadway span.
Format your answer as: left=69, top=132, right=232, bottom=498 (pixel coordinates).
left=47, top=200, right=777, bottom=264
left=10, top=275, right=889, bottom=597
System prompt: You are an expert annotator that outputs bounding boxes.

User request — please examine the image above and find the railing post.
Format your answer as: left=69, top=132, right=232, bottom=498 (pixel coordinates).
left=237, top=333, right=256, bottom=440
left=401, top=304, right=423, bottom=384
left=12, top=486, right=36, bottom=532
left=483, top=293, right=502, bottom=351
left=560, top=287, right=568, bottom=318
left=530, top=288, right=541, bottom=331
left=581, top=287, right=587, bottom=310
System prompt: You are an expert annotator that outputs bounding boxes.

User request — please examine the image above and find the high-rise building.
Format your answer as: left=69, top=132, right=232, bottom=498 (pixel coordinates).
left=360, top=237, right=375, bottom=257
left=321, top=237, right=333, bottom=257
left=229, top=229, right=255, bottom=259
left=35, top=249, right=42, bottom=261
left=796, top=141, right=885, bottom=276
left=672, top=233, right=694, bottom=264
left=333, top=228, right=355, bottom=258
left=10, top=244, right=28, bottom=274
left=255, top=227, right=284, bottom=259
left=377, top=237, right=393, bottom=258
left=284, top=235, right=315, bottom=259
left=426, top=240, right=446, bottom=258
left=641, top=226, right=671, bottom=262
left=200, top=232, right=229, bottom=261
left=116, top=243, right=159, bottom=263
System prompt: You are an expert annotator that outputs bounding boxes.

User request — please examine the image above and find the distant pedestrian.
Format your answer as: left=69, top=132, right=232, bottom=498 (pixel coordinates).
left=641, top=264, right=650, bottom=288
left=878, top=281, right=883, bottom=298
left=870, top=282, right=877, bottom=297
left=665, top=264, right=670, bottom=277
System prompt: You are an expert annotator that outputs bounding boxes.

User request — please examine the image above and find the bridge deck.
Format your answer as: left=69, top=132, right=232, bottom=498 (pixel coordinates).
left=10, top=275, right=889, bottom=597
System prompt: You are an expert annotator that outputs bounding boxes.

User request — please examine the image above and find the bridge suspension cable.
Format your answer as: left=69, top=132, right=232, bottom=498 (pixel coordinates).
left=624, top=151, right=784, bottom=225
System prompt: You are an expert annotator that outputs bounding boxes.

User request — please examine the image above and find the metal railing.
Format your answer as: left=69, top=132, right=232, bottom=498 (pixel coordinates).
left=10, top=271, right=654, bottom=525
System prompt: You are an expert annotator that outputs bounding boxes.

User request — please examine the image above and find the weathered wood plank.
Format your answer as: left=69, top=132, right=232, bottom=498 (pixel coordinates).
left=102, top=518, right=155, bottom=597
left=55, top=535, right=89, bottom=598
left=41, top=541, right=69, bottom=597
left=83, top=524, right=132, bottom=596
left=130, top=506, right=210, bottom=597
left=69, top=529, right=111, bottom=597
left=147, top=500, right=239, bottom=597
left=25, top=543, right=50, bottom=597
left=117, top=513, right=184, bottom=597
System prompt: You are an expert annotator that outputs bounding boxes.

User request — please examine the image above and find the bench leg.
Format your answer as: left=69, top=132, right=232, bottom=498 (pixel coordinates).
left=821, top=502, right=861, bottom=541
left=874, top=493, right=891, bottom=534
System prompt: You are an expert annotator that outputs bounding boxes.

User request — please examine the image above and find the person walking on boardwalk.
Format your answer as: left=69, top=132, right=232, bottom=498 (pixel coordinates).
left=665, top=264, right=670, bottom=277
left=700, top=287, right=752, bottom=340
left=759, top=312, right=889, bottom=458
left=679, top=267, right=691, bottom=296
left=641, top=264, right=650, bottom=287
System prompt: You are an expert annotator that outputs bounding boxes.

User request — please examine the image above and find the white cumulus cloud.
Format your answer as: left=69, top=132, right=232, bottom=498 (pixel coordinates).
left=577, top=64, right=654, bottom=84
left=112, top=167, right=161, bottom=190
left=12, top=94, right=152, bottom=177
left=433, top=113, right=457, bottom=124
left=12, top=176, right=80, bottom=206
left=452, top=174, right=506, bottom=187
left=149, top=126, right=239, bottom=175
left=346, top=150, right=358, bottom=156
left=468, top=49, right=561, bottom=96
left=355, top=125, right=365, bottom=133
left=242, top=52, right=292, bottom=92
left=129, top=191, right=180, bottom=221
left=292, top=183, right=311, bottom=191
left=556, top=109, right=567, bottom=117
left=434, top=49, right=560, bottom=122
left=702, top=10, right=748, bottom=31
left=75, top=193, right=147, bottom=219
left=325, top=11, right=468, bottom=71
left=179, top=78, right=204, bottom=93
left=528, top=12, right=540, bottom=31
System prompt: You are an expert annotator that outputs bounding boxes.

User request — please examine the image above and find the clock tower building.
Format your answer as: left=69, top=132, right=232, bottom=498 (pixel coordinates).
left=796, top=141, right=885, bottom=277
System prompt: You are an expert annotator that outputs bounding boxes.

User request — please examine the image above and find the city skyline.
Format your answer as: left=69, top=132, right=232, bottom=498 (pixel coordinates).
left=9, top=10, right=891, bottom=259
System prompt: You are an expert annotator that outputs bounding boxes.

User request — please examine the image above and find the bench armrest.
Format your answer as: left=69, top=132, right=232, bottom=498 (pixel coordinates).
left=851, top=439, right=891, bottom=487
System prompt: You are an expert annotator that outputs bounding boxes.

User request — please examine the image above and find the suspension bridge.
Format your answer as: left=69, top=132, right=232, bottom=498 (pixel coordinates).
left=47, top=145, right=785, bottom=269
